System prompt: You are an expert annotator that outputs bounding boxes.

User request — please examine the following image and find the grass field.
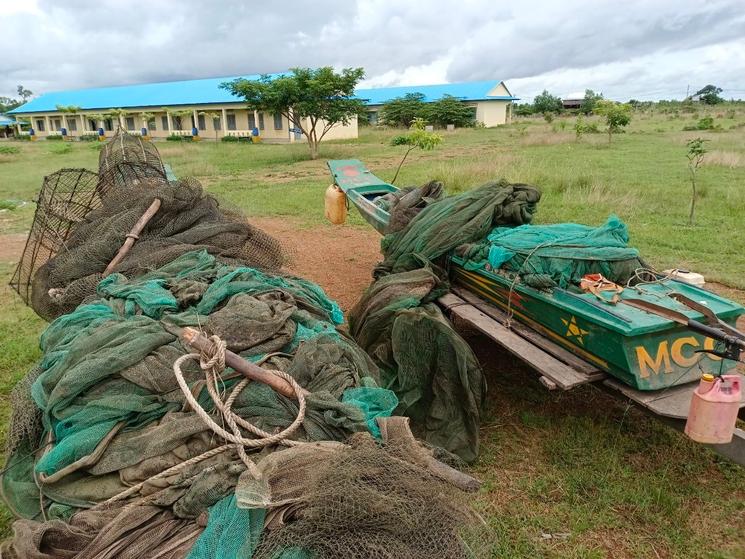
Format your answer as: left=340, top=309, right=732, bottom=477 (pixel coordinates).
left=0, top=107, right=744, bottom=557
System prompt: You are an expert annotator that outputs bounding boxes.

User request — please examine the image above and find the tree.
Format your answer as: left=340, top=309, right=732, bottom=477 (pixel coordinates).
left=109, top=108, right=130, bottom=130
left=514, top=103, right=534, bottom=116
left=579, top=89, right=603, bottom=115
left=139, top=112, right=155, bottom=135
left=389, top=118, right=442, bottom=184
left=199, top=111, right=221, bottom=141
left=0, top=96, right=21, bottom=113
left=424, top=95, right=475, bottom=127
left=685, top=138, right=707, bottom=226
left=593, top=100, right=631, bottom=143
left=379, top=93, right=427, bottom=127
left=222, top=67, right=366, bottom=159
left=17, top=85, right=32, bottom=101
left=56, top=105, right=81, bottom=137
left=695, top=85, right=723, bottom=105
left=533, top=90, right=562, bottom=114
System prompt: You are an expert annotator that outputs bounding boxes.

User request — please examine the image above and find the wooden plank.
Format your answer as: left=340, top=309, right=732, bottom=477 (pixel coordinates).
left=451, top=286, right=605, bottom=380
left=439, top=293, right=595, bottom=390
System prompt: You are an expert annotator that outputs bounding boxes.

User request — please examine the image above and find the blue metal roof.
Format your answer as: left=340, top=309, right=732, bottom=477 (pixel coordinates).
left=0, top=113, right=24, bottom=126
left=10, top=75, right=516, bottom=114
left=356, top=80, right=517, bottom=105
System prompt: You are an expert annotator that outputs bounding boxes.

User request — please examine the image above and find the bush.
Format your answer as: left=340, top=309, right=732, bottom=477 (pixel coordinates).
left=543, top=112, right=554, bottom=123
left=683, top=117, right=721, bottom=131
left=13, top=134, right=30, bottom=141
left=0, top=145, right=20, bottom=155
left=221, top=135, right=239, bottom=142
left=45, top=135, right=64, bottom=141
left=79, top=134, right=99, bottom=142
left=167, top=134, right=186, bottom=141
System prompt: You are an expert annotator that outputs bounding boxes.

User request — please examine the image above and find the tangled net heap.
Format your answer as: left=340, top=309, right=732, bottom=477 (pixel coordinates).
left=2, top=131, right=496, bottom=558
left=12, top=130, right=285, bottom=321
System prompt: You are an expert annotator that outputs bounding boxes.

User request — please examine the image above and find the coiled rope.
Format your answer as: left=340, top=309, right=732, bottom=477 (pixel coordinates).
left=102, top=334, right=306, bottom=505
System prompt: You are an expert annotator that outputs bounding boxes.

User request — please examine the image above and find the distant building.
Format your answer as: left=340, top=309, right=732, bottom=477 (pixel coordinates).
left=9, top=74, right=518, bottom=140
left=361, top=81, right=518, bottom=127
left=0, top=113, right=26, bottom=137
left=562, top=98, right=583, bottom=110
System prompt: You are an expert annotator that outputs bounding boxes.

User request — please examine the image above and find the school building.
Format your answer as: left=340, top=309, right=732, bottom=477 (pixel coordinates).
left=7, top=74, right=518, bottom=141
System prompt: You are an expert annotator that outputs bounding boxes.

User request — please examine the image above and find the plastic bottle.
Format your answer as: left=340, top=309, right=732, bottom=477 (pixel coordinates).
left=684, top=374, right=741, bottom=444
left=325, top=185, right=347, bottom=225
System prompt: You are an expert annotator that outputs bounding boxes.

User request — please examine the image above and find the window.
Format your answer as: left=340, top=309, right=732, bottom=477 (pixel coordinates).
left=36, top=119, right=45, bottom=132
left=227, top=113, right=236, bottom=130
left=104, top=119, right=113, bottom=131
left=273, top=112, right=283, bottom=130
left=258, top=112, right=264, bottom=130
left=197, top=114, right=206, bottom=131
left=147, top=119, right=156, bottom=131
left=213, top=116, right=221, bottom=131
left=52, top=118, right=61, bottom=131
left=161, top=116, right=169, bottom=131
left=190, top=114, right=196, bottom=129
left=88, top=119, right=97, bottom=131
left=173, top=116, right=182, bottom=130
left=67, top=119, right=77, bottom=132
left=125, top=117, right=135, bottom=131
left=248, top=113, right=256, bottom=129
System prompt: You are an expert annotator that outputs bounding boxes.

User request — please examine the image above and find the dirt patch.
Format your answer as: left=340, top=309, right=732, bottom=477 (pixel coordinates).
left=252, top=217, right=380, bottom=312
left=0, top=233, right=27, bottom=264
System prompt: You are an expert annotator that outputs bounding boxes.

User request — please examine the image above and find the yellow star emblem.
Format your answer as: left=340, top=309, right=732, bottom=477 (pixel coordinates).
left=561, top=316, right=589, bottom=346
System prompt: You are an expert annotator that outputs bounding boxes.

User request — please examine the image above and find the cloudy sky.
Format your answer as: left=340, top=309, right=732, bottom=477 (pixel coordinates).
left=1, top=0, right=744, bottom=103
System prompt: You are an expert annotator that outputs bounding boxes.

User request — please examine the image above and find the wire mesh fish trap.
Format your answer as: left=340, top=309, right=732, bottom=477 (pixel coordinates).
left=98, top=129, right=167, bottom=190
left=9, top=168, right=101, bottom=305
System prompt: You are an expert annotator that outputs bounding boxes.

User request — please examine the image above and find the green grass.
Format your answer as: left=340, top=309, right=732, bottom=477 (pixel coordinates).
left=0, top=106, right=744, bottom=555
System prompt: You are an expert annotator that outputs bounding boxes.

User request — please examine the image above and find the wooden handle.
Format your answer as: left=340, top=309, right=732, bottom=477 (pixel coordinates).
left=103, top=198, right=161, bottom=276
left=181, top=327, right=306, bottom=400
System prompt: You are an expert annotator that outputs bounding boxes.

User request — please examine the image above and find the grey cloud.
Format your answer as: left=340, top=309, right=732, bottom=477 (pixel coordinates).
left=0, top=0, right=743, bottom=101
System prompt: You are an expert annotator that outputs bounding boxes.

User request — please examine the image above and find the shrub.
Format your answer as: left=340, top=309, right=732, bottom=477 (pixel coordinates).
left=13, top=134, right=30, bottom=141
left=167, top=134, right=185, bottom=141
left=45, top=135, right=64, bottom=141
left=682, top=116, right=721, bottom=131
left=221, top=135, right=239, bottom=142
left=79, top=134, right=98, bottom=142
left=0, top=145, right=20, bottom=155
left=543, top=112, right=554, bottom=123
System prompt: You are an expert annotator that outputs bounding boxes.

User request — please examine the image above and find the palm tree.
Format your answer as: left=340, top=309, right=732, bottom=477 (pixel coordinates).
left=55, top=104, right=81, bottom=138
left=139, top=112, right=155, bottom=136
left=170, top=109, right=193, bottom=133
left=199, top=111, right=221, bottom=141
left=109, top=108, right=129, bottom=131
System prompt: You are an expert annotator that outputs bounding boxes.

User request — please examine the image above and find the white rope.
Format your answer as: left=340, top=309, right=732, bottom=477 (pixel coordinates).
left=102, top=334, right=307, bottom=505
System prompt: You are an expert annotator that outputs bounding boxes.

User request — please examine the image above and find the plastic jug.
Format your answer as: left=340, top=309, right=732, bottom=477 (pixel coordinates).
left=684, top=374, right=741, bottom=444
left=324, top=184, right=347, bottom=225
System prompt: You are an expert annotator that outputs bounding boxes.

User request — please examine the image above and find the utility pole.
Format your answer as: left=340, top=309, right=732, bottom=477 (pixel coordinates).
left=685, top=84, right=690, bottom=100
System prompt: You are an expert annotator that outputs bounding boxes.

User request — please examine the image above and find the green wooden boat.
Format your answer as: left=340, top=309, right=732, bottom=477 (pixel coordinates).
left=327, top=159, right=745, bottom=391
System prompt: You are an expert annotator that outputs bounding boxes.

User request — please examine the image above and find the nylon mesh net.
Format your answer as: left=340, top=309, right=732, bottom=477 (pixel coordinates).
left=98, top=128, right=167, bottom=189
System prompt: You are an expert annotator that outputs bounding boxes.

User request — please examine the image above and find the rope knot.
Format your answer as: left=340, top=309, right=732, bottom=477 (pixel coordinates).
left=199, top=335, right=227, bottom=372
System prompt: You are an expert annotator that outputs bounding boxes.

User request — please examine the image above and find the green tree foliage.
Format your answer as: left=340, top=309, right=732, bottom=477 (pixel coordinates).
left=694, top=85, right=723, bottom=105
left=222, top=67, right=366, bottom=159
left=17, top=85, right=32, bottom=101
left=514, top=103, right=534, bottom=116
left=533, top=90, right=563, bottom=114
left=55, top=105, right=82, bottom=136
left=424, top=95, right=476, bottom=127
left=389, top=118, right=442, bottom=184
left=593, top=100, right=631, bottom=143
left=579, top=89, right=603, bottom=115
left=379, top=93, right=427, bottom=127
left=685, top=138, right=707, bottom=225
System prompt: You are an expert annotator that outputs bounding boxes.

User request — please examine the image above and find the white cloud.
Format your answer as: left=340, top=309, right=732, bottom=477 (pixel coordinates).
left=0, top=0, right=743, bottom=102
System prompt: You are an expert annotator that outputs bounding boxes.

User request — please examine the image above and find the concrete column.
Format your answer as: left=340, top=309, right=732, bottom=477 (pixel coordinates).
left=288, top=108, right=295, bottom=143
left=16, top=123, right=21, bottom=135
left=44, top=115, right=50, bottom=134
left=221, top=108, right=227, bottom=132
left=253, top=110, right=259, bottom=131
left=166, top=112, right=173, bottom=133
left=193, top=109, right=199, bottom=131
left=79, top=114, right=85, bottom=131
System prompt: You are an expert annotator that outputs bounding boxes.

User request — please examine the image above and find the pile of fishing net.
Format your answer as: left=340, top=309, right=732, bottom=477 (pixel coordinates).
left=12, top=130, right=284, bottom=321
left=2, top=248, right=495, bottom=558
left=349, top=180, right=543, bottom=462
left=2, top=131, right=497, bottom=558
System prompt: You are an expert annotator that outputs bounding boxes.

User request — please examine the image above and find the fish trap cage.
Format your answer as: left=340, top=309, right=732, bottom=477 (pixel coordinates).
left=10, top=169, right=102, bottom=304
left=98, top=128, right=167, bottom=190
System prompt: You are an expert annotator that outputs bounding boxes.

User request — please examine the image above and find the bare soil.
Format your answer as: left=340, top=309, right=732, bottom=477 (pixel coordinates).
left=245, top=217, right=380, bottom=312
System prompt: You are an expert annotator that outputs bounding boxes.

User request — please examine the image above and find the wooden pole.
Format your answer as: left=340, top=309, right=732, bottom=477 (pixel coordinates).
left=103, top=198, right=161, bottom=276
left=180, top=327, right=307, bottom=400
